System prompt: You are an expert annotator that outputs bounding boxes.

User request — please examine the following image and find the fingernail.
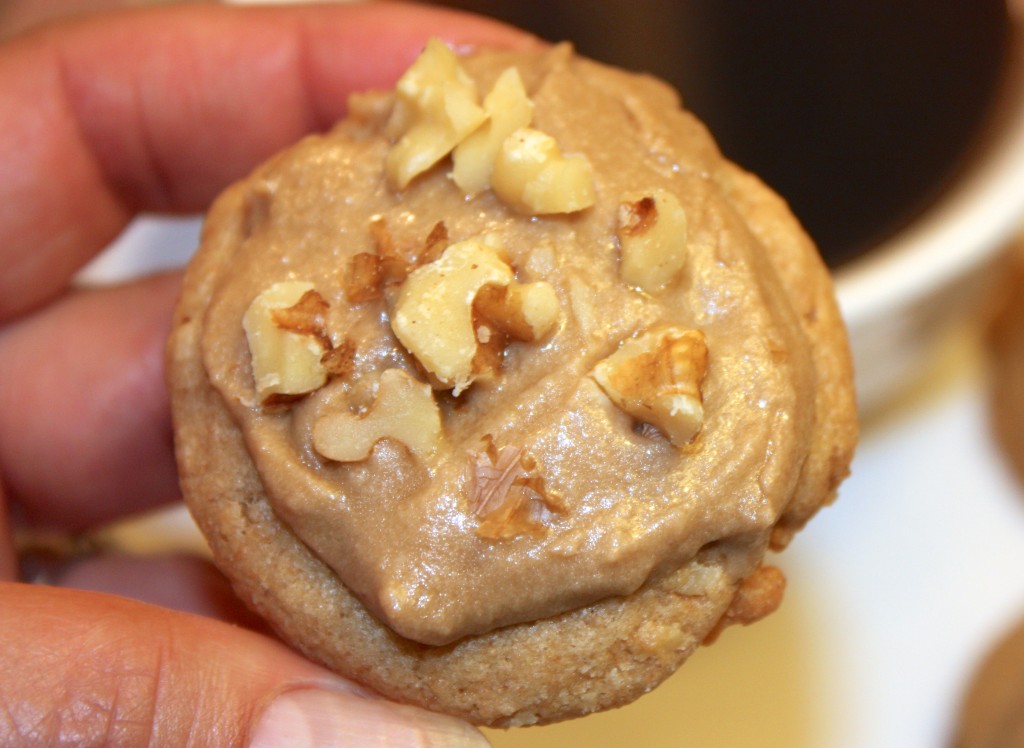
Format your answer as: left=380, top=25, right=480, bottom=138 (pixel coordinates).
left=249, top=687, right=492, bottom=748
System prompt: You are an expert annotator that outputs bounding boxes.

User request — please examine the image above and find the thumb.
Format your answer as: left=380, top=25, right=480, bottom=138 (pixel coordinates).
left=0, top=582, right=490, bottom=747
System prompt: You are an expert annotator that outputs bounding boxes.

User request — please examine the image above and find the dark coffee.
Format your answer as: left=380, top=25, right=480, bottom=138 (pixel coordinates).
left=431, top=0, right=1010, bottom=267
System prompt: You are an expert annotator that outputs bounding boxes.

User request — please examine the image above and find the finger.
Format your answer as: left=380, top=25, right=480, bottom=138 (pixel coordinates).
left=0, top=582, right=489, bottom=747
left=0, top=2, right=536, bottom=320
left=51, top=553, right=270, bottom=632
left=0, top=272, right=182, bottom=530
left=0, top=484, right=14, bottom=581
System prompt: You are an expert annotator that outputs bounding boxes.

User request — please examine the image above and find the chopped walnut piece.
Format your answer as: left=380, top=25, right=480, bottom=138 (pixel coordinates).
left=467, top=437, right=563, bottom=540
left=384, top=38, right=487, bottom=189
left=321, top=339, right=356, bottom=379
left=259, top=392, right=308, bottom=412
left=416, top=221, right=449, bottom=268
left=618, top=196, right=657, bottom=237
left=370, top=217, right=410, bottom=283
left=491, top=127, right=596, bottom=215
left=244, top=282, right=332, bottom=403
left=271, top=289, right=331, bottom=348
left=475, top=281, right=560, bottom=344
left=391, top=235, right=560, bottom=394
left=312, top=368, right=442, bottom=463
left=592, top=327, right=709, bottom=446
left=616, top=188, right=689, bottom=292
left=364, top=218, right=450, bottom=290
left=452, top=66, right=534, bottom=195
left=344, top=253, right=384, bottom=303
left=469, top=311, right=506, bottom=382
left=392, top=236, right=511, bottom=394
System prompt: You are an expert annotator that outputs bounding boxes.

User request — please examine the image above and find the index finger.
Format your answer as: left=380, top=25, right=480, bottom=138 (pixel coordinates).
left=0, top=2, right=535, bottom=320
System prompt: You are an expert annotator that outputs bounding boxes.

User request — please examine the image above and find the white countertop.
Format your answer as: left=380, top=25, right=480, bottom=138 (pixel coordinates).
left=785, top=328, right=1024, bottom=748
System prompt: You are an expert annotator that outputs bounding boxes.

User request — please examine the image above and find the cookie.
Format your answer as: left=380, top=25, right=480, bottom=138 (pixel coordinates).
left=953, top=616, right=1024, bottom=747
left=167, top=41, right=857, bottom=726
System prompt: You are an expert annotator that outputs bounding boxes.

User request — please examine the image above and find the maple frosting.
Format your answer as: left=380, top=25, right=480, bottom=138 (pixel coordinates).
left=198, top=43, right=822, bottom=646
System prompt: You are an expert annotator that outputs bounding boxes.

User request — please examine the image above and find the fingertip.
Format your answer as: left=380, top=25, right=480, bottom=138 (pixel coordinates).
left=249, top=687, right=492, bottom=748
left=0, top=583, right=488, bottom=748
left=0, top=2, right=536, bottom=318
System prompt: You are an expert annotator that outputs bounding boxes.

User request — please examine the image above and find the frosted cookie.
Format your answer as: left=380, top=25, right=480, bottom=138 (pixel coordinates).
left=167, top=41, right=857, bottom=726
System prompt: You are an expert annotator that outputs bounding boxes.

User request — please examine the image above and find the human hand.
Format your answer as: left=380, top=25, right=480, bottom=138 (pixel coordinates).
left=0, top=4, right=534, bottom=744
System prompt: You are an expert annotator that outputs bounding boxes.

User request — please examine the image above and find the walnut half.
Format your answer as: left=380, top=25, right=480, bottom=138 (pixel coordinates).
left=312, top=368, right=442, bottom=463
left=592, top=327, right=709, bottom=446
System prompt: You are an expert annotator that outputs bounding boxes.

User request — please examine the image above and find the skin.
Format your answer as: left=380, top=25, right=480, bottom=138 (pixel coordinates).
left=0, top=3, right=534, bottom=745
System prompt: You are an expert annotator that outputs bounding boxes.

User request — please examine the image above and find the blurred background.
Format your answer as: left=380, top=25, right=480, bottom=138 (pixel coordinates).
left=5, top=1, right=1024, bottom=746
left=429, top=0, right=1010, bottom=269
left=8, top=0, right=1005, bottom=266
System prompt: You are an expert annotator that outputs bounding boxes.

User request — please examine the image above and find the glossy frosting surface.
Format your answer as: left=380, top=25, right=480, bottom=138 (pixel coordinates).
left=200, top=45, right=817, bottom=645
